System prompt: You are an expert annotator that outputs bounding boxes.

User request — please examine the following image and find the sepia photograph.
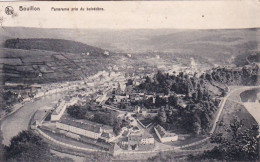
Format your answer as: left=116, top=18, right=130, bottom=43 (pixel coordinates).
left=0, top=1, right=259, bottom=161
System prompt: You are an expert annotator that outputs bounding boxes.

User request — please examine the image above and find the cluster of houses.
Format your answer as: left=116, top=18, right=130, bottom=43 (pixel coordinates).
left=48, top=96, right=116, bottom=142
left=120, top=132, right=155, bottom=150
left=30, top=71, right=181, bottom=154
left=105, top=81, right=186, bottom=111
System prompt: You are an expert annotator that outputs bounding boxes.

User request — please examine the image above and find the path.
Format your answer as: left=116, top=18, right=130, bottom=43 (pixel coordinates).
left=209, top=85, right=260, bottom=135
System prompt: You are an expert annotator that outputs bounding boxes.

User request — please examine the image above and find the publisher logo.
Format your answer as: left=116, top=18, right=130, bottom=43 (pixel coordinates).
left=5, top=6, right=14, bottom=15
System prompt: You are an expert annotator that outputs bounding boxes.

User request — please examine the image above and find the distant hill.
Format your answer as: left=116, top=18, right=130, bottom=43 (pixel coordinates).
left=247, top=53, right=260, bottom=63
left=4, top=38, right=107, bottom=56
left=1, top=28, right=260, bottom=84
left=1, top=27, right=259, bottom=66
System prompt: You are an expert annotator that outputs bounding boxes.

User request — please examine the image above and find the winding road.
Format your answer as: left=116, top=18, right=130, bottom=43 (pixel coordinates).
left=210, top=86, right=260, bottom=135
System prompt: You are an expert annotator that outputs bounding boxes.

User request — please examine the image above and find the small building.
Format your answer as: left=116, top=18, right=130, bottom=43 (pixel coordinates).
left=51, top=98, right=78, bottom=121
left=154, top=125, right=178, bottom=143
left=56, top=117, right=102, bottom=139
left=51, top=100, right=67, bottom=121
left=104, top=51, right=110, bottom=56
left=100, top=132, right=115, bottom=142
left=56, top=116, right=114, bottom=140
left=120, top=132, right=154, bottom=150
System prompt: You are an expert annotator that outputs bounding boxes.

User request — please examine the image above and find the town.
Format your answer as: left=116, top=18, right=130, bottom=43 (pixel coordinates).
left=26, top=57, right=259, bottom=156
left=0, top=33, right=259, bottom=162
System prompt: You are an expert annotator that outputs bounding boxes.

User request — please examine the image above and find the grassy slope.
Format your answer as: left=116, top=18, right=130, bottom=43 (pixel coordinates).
left=214, top=99, right=258, bottom=138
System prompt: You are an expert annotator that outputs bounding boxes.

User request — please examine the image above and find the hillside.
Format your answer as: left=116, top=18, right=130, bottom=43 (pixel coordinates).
left=4, top=38, right=107, bottom=56
left=1, top=28, right=260, bottom=85
left=0, top=39, right=117, bottom=85
left=1, top=28, right=259, bottom=67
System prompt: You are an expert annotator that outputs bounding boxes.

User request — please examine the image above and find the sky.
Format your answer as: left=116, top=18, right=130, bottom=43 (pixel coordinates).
left=0, top=1, right=260, bottom=29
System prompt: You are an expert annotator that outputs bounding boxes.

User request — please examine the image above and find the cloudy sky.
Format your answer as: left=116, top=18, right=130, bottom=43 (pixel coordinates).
left=0, top=1, right=260, bottom=29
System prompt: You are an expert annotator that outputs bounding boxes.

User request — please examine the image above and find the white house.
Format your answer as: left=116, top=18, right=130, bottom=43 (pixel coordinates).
left=56, top=118, right=102, bottom=139
left=120, top=132, right=154, bottom=150
left=100, top=132, right=115, bottom=142
left=51, top=98, right=78, bottom=121
left=56, top=117, right=114, bottom=140
left=154, top=125, right=178, bottom=143
left=51, top=100, right=67, bottom=121
left=140, top=134, right=155, bottom=145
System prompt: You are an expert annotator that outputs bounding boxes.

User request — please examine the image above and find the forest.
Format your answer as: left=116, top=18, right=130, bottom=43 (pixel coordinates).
left=136, top=63, right=258, bottom=134
left=136, top=70, right=219, bottom=134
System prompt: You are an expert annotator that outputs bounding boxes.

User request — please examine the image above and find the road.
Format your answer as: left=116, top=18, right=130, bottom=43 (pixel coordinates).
left=179, top=85, right=260, bottom=149
left=210, top=85, right=260, bottom=135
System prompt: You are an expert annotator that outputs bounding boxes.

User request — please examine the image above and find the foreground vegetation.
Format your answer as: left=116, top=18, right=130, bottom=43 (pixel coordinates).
left=148, top=117, right=259, bottom=162
left=4, top=131, right=73, bottom=162
left=190, top=117, right=259, bottom=161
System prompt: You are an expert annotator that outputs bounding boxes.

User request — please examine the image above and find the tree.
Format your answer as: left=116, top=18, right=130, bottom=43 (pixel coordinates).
left=67, top=105, right=87, bottom=119
left=5, top=130, right=72, bottom=162
left=168, top=95, right=178, bottom=107
left=197, top=89, right=203, bottom=101
left=143, top=97, right=154, bottom=109
left=145, top=76, right=151, bottom=84
left=155, top=96, right=166, bottom=108
left=113, top=119, right=123, bottom=135
left=158, top=107, right=167, bottom=124
left=126, top=79, right=133, bottom=86
left=195, top=117, right=259, bottom=161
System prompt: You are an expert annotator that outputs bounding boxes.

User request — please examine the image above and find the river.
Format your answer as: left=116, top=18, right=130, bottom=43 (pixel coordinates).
left=0, top=92, right=88, bottom=161
left=240, top=88, right=260, bottom=129
left=1, top=93, right=64, bottom=146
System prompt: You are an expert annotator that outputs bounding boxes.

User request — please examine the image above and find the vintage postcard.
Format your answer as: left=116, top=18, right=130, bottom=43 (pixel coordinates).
left=0, top=1, right=259, bottom=161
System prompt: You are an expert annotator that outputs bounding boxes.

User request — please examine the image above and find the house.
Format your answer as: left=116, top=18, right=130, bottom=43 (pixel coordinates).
left=141, top=108, right=148, bottom=116
left=51, top=97, right=78, bottom=121
left=56, top=115, right=114, bottom=140
left=104, top=51, right=110, bottom=56
left=120, top=132, right=154, bottom=150
left=133, top=106, right=141, bottom=113
left=66, top=97, right=78, bottom=106
left=154, top=125, right=178, bottom=143
left=87, top=82, right=95, bottom=87
left=51, top=100, right=67, bottom=121
left=100, top=132, right=115, bottom=142
left=56, top=117, right=102, bottom=139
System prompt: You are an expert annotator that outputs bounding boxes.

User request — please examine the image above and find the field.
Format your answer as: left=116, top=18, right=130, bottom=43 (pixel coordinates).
left=0, top=41, right=120, bottom=84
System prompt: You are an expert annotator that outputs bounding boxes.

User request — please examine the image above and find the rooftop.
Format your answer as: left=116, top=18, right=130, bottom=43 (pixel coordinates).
left=101, top=132, right=113, bottom=138
left=53, top=100, right=66, bottom=115
left=59, top=116, right=101, bottom=133
left=59, top=114, right=113, bottom=133
left=154, top=124, right=177, bottom=138
left=128, top=132, right=154, bottom=142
